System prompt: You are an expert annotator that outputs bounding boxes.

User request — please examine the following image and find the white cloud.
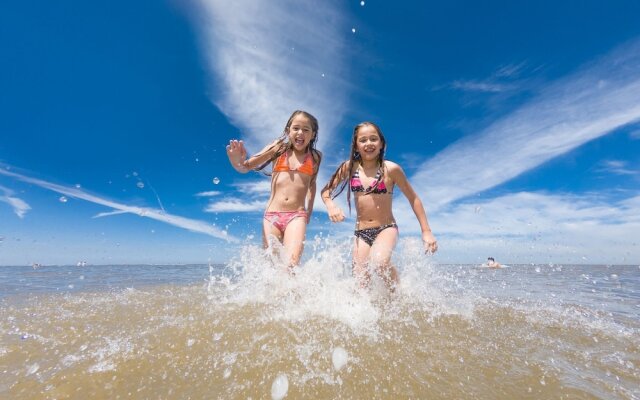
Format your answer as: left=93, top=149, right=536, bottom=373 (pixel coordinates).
left=93, top=210, right=128, bottom=218
left=413, top=40, right=640, bottom=209
left=194, top=190, right=222, bottom=197
left=191, top=0, right=350, bottom=153
left=451, top=80, right=512, bottom=93
left=205, top=199, right=265, bottom=213
left=0, top=185, right=31, bottom=218
left=597, top=160, right=638, bottom=176
left=0, top=167, right=237, bottom=242
left=232, top=179, right=272, bottom=196
left=395, top=191, right=640, bottom=264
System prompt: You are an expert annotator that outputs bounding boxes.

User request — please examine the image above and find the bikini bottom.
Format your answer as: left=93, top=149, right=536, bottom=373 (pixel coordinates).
left=264, top=210, right=307, bottom=233
left=354, top=223, right=398, bottom=246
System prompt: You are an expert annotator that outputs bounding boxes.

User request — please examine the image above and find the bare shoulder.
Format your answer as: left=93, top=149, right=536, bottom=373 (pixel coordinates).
left=383, top=160, right=401, bottom=170
left=312, top=149, right=323, bottom=163
left=383, top=160, right=405, bottom=176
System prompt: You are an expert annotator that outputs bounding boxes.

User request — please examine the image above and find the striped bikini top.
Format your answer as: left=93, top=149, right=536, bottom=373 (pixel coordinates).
left=350, top=166, right=389, bottom=194
left=273, top=151, right=314, bottom=176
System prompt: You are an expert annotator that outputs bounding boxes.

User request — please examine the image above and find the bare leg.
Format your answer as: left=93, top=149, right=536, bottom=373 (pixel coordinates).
left=352, top=237, right=372, bottom=288
left=263, top=217, right=284, bottom=264
left=369, top=227, right=399, bottom=292
left=282, top=216, right=307, bottom=271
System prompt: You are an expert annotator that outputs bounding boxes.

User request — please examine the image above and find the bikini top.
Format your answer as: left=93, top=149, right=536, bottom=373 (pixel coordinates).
left=273, top=151, right=314, bottom=176
left=350, top=167, right=390, bottom=194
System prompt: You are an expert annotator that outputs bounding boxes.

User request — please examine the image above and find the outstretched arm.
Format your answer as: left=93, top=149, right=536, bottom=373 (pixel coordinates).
left=320, top=161, right=349, bottom=223
left=226, top=139, right=282, bottom=174
left=389, top=162, right=438, bottom=254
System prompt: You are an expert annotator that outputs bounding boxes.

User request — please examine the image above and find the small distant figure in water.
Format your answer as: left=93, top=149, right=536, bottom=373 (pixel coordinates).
left=321, top=121, right=437, bottom=292
left=226, top=110, right=322, bottom=271
left=487, top=257, right=502, bottom=268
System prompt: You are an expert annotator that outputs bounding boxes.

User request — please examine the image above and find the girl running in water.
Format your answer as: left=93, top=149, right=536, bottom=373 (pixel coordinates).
left=321, top=121, right=437, bottom=290
left=226, top=110, right=322, bottom=270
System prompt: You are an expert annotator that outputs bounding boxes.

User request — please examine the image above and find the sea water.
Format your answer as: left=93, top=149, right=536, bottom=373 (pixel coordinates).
left=1, top=237, right=639, bottom=399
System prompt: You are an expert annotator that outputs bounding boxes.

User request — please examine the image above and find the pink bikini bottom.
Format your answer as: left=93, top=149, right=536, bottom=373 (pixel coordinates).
left=264, top=210, right=307, bottom=233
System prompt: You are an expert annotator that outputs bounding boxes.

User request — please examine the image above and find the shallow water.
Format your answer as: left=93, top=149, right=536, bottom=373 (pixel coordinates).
left=1, top=238, right=639, bottom=399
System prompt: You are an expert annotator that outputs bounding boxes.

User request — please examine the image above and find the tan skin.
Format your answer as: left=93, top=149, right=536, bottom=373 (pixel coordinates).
left=321, top=124, right=437, bottom=291
left=226, top=114, right=321, bottom=269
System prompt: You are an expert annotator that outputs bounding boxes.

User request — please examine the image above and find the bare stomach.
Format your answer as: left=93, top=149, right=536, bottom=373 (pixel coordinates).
left=354, top=195, right=395, bottom=229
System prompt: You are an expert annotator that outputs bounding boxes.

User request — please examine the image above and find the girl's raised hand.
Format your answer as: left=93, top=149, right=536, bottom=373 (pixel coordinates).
left=226, top=140, right=247, bottom=171
left=422, top=231, right=438, bottom=255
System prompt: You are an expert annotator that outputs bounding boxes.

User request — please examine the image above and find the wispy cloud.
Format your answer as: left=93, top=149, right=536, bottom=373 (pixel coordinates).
left=448, top=62, right=527, bottom=93
left=93, top=210, right=128, bottom=218
left=0, top=184, right=31, bottom=218
left=232, top=180, right=271, bottom=195
left=0, top=167, right=237, bottom=242
left=450, top=80, right=513, bottom=93
left=395, top=191, right=640, bottom=264
left=191, top=0, right=350, bottom=152
left=194, top=190, right=222, bottom=197
left=414, top=39, right=640, bottom=209
left=597, top=160, right=638, bottom=176
left=494, top=62, right=527, bottom=78
left=202, top=178, right=271, bottom=213
left=205, top=199, right=265, bottom=213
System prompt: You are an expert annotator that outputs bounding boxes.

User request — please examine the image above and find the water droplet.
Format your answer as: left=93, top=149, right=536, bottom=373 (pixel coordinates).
left=136, top=182, right=145, bottom=189
left=352, top=28, right=356, bottom=33
left=132, top=172, right=139, bottom=177
left=59, top=196, right=68, bottom=203
left=195, top=158, right=199, bottom=162
left=321, top=73, right=325, bottom=77
left=361, top=0, right=365, bottom=5
left=332, top=347, right=348, bottom=371
left=75, top=184, right=81, bottom=189
left=271, top=374, right=289, bottom=400
left=213, top=177, right=220, bottom=185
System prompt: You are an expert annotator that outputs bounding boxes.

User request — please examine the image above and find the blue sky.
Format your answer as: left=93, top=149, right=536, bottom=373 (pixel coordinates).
left=1, top=0, right=639, bottom=266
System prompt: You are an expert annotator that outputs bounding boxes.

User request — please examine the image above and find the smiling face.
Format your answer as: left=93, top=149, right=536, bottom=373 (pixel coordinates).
left=355, top=124, right=384, bottom=162
left=287, top=114, right=315, bottom=152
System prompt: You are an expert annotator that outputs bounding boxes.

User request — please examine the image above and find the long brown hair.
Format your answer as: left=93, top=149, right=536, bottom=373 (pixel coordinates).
left=252, top=110, right=320, bottom=174
left=325, top=121, right=387, bottom=211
